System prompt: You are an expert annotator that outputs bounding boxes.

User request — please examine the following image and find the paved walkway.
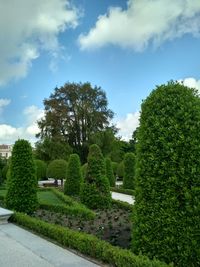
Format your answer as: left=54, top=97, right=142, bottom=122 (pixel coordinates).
left=0, top=223, right=100, bottom=267
left=111, top=192, right=134, bottom=204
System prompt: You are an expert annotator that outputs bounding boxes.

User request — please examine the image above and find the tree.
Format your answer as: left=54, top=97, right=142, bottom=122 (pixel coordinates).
left=37, top=82, right=114, bottom=162
left=123, top=153, right=135, bottom=189
left=80, top=144, right=111, bottom=209
left=5, top=139, right=38, bottom=214
left=105, top=157, right=115, bottom=187
left=132, top=82, right=200, bottom=266
left=34, top=137, right=72, bottom=162
left=117, top=161, right=124, bottom=179
left=35, top=159, right=47, bottom=180
left=64, top=154, right=82, bottom=196
left=46, top=159, right=68, bottom=186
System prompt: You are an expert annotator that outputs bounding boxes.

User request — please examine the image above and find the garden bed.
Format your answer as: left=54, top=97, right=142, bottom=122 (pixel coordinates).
left=33, top=203, right=132, bottom=249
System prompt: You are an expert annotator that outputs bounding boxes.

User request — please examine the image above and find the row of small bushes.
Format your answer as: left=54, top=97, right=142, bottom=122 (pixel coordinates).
left=11, top=212, right=170, bottom=267
left=111, top=199, right=133, bottom=211
left=111, top=187, right=134, bottom=195
left=38, top=187, right=95, bottom=219
left=39, top=203, right=95, bottom=219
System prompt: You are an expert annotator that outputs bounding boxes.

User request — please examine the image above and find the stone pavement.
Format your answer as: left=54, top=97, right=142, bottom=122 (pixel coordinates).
left=0, top=223, right=100, bottom=267
left=111, top=192, right=134, bottom=204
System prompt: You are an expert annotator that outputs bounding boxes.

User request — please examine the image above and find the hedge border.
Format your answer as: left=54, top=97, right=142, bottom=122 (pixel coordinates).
left=10, top=212, right=171, bottom=267
left=111, top=187, right=134, bottom=195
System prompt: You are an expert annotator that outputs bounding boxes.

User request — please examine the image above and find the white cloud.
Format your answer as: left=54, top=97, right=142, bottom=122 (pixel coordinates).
left=0, top=105, right=44, bottom=145
left=0, top=98, right=11, bottom=115
left=0, top=0, right=79, bottom=85
left=116, top=111, right=140, bottom=141
left=179, top=77, right=200, bottom=92
left=79, top=0, right=200, bottom=51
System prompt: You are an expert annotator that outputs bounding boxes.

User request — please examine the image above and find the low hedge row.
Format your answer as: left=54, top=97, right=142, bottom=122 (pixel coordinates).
left=11, top=212, right=170, bottom=267
left=111, top=199, right=133, bottom=211
left=38, top=187, right=96, bottom=219
left=39, top=203, right=95, bottom=220
left=111, top=187, right=134, bottom=195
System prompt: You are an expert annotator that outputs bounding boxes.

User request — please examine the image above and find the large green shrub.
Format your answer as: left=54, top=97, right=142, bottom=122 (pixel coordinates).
left=80, top=144, right=111, bottom=209
left=35, top=159, right=47, bottom=180
left=112, top=162, right=118, bottom=176
left=123, top=153, right=135, bottom=189
left=46, top=159, right=67, bottom=186
left=5, top=139, right=38, bottom=214
left=132, top=82, right=200, bottom=266
left=64, top=154, right=82, bottom=196
left=105, top=157, right=115, bottom=187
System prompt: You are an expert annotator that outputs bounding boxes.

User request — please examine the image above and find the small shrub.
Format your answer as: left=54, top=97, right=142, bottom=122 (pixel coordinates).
left=123, top=153, right=135, bottom=190
left=117, top=161, right=124, bottom=179
left=5, top=139, right=38, bottom=214
left=35, top=159, right=47, bottom=180
left=46, top=159, right=67, bottom=186
left=64, top=154, right=82, bottom=196
left=80, top=144, right=111, bottom=209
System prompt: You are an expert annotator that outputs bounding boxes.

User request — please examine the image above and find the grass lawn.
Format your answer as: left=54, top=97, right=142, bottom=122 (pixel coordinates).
left=37, top=191, right=64, bottom=205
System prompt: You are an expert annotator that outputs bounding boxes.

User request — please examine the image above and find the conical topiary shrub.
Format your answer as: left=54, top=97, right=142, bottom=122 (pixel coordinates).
left=132, top=81, right=200, bottom=266
left=6, top=139, right=38, bottom=214
left=80, top=144, right=111, bottom=209
left=123, top=153, right=135, bottom=189
left=64, top=153, right=82, bottom=196
left=105, top=157, right=115, bottom=187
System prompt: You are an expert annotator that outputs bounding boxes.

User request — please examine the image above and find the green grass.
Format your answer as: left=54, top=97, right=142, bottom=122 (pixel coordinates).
left=37, top=191, right=65, bottom=205
left=0, top=190, right=6, bottom=197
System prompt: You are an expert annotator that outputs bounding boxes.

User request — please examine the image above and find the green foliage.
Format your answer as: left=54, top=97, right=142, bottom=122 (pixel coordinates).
left=64, top=154, right=82, bottom=196
left=123, top=153, right=135, bottom=189
left=46, top=159, right=67, bottom=181
left=37, top=82, right=114, bottom=162
left=112, top=162, right=118, bottom=175
left=81, top=163, right=88, bottom=179
left=117, top=161, right=124, bottom=179
left=5, top=139, right=38, bottom=214
left=35, top=159, right=47, bottom=180
left=80, top=144, right=111, bottom=209
left=132, top=82, right=200, bottom=266
left=35, top=138, right=72, bottom=162
left=105, top=157, right=115, bottom=186
left=112, top=199, right=133, bottom=211
left=2, top=164, right=9, bottom=181
left=11, top=213, right=170, bottom=267
left=0, top=169, right=3, bottom=185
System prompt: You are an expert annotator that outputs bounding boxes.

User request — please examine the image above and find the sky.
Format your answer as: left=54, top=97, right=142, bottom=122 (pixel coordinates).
left=0, top=0, right=200, bottom=145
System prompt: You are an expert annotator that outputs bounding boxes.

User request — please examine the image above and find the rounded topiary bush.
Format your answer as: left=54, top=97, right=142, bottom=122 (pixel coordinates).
left=81, top=163, right=88, bottom=180
left=112, top=161, right=118, bottom=176
left=5, top=139, right=38, bottom=214
left=35, top=159, right=47, bottom=181
left=105, top=157, right=115, bottom=187
left=117, top=161, right=124, bottom=179
left=46, top=159, right=67, bottom=186
left=132, top=82, right=200, bottom=267
left=123, top=153, right=135, bottom=190
left=64, top=154, right=82, bottom=196
left=80, top=144, right=111, bottom=209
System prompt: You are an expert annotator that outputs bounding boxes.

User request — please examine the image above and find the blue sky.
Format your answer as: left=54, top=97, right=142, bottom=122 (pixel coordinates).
left=0, top=0, right=200, bottom=144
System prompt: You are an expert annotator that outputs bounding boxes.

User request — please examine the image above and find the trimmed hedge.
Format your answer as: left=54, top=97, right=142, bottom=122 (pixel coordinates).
left=111, top=187, right=134, bottom=196
left=80, top=144, right=111, bottom=209
left=6, top=139, right=38, bottom=214
left=123, top=153, right=135, bottom=190
left=132, top=82, right=200, bottom=266
left=39, top=188, right=95, bottom=219
left=105, top=157, right=115, bottom=187
left=112, top=199, right=133, bottom=211
left=11, top=212, right=170, bottom=267
left=64, top=154, right=82, bottom=196
left=117, top=161, right=124, bottom=179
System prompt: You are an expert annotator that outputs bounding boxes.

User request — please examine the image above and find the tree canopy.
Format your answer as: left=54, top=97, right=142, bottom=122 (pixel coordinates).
left=37, top=82, right=114, bottom=162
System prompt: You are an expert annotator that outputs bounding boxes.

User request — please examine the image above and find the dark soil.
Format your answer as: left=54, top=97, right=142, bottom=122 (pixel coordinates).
left=33, top=204, right=132, bottom=249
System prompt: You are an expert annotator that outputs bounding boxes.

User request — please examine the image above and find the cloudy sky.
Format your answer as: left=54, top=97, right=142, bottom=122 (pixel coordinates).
left=0, top=0, right=200, bottom=144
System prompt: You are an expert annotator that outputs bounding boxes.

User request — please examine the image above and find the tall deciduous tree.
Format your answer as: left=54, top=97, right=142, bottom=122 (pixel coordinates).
left=37, top=82, right=114, bottom=162
left=132, top=82, right=200, bottom=266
